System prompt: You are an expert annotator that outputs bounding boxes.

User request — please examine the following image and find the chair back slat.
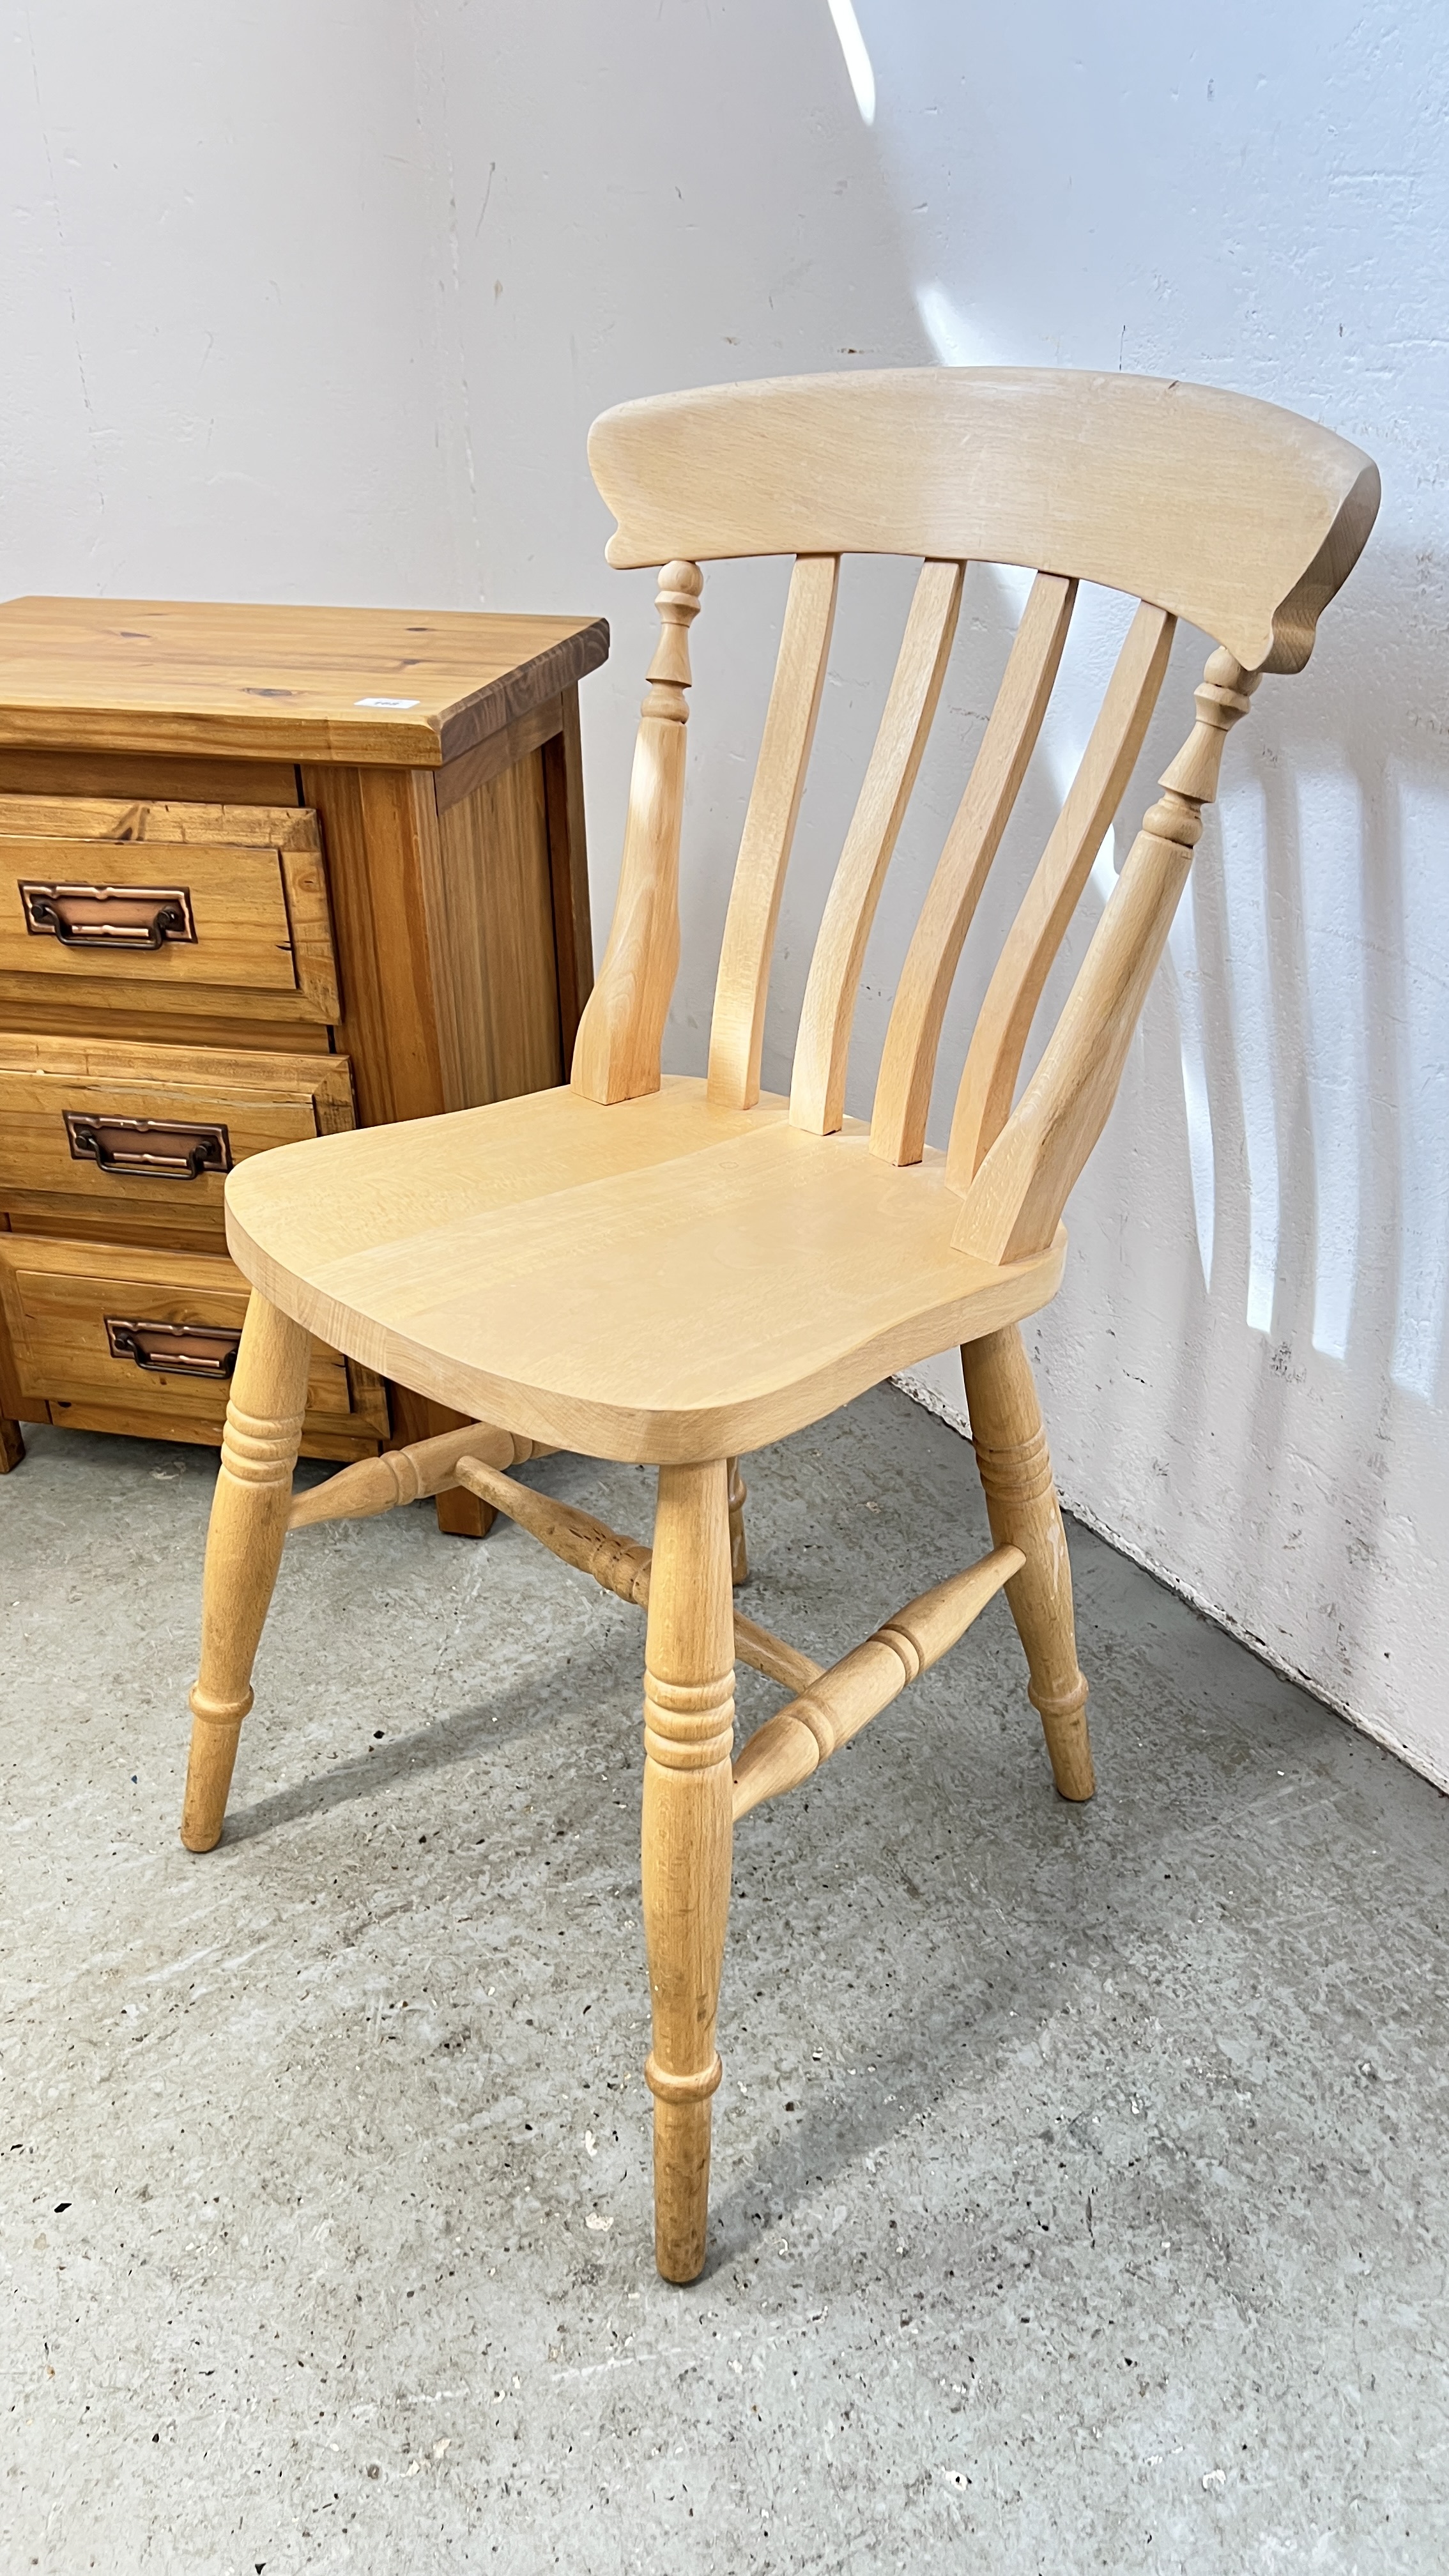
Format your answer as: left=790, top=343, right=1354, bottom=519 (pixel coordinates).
left=788, top=557, right=964, bottom=1137
left=944, top=601, right=1175, bottom=1191
left=953, top=652, right=1261, bottom=1264
left=870, top=571, right=1077, bottom=1169
left=707, top=554, right=839, bottom=1111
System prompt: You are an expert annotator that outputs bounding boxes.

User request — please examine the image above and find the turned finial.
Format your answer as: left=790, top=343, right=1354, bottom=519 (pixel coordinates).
left=1145, top=644, right=1262, bottom=847
left=642, top=560, right=703, bottom=719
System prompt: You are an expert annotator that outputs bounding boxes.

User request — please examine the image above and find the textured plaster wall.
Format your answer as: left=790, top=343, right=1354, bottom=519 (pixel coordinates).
left=4, top=4, right=1448, bottom=1786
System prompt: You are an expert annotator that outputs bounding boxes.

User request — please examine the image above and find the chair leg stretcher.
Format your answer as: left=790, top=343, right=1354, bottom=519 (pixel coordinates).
left=728, top=1544, right=1023, bottom=1818
left=455, top=1452, right=1020, bottom=1814
left=453, top=1453, right=822, bottom=1694
left=287, top=1421, right=557, bottom=1529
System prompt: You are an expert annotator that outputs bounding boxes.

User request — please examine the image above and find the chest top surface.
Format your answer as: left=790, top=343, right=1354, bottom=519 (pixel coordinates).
left=0, top=597, right=611, bottom=769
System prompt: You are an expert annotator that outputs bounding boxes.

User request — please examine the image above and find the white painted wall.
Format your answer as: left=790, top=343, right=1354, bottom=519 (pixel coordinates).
left=5, top=4, right=1448, bottom=1786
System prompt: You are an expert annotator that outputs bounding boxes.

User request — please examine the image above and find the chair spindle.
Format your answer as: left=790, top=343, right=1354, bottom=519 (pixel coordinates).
left=571, top=560, right=703, bottom=1106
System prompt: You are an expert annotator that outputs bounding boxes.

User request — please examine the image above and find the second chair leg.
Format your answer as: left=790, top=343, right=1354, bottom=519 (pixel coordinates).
left=960, top=1324, right=1094, bottom=1802
left=641, top=1459, right=737, bottom=2283
left=181, top=1294, right=311, bottom=1852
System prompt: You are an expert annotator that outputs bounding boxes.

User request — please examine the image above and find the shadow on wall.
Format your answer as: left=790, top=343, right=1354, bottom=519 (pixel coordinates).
left=792, top=0, right=1449, bottom=1761
left=1195, top=547, right=1449, bottom=1408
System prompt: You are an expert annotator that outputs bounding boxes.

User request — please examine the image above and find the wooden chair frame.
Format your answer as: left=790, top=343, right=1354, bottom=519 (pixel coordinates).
left=180, top=369, right=1377, bottom=2283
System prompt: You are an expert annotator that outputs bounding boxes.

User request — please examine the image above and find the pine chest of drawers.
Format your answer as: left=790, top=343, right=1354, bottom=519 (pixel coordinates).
left=0, top=595, right=608, bottom=1532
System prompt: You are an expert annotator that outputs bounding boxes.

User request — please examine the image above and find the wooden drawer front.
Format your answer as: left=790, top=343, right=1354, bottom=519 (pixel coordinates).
left=0, top=795, right=339, bottom=1019
left=0, top=1234, right=387, bottom=1439
left=0, top=1035, right=355, bottom=1230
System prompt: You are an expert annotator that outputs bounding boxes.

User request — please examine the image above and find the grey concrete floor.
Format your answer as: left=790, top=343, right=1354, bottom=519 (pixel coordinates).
left=2, top=1388, right=1447, bottom=2575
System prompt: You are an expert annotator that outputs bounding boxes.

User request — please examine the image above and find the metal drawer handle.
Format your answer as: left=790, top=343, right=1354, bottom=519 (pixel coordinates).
left=65, top=1112, right=232, bottom=1182
left=104, top=1317, right=241, bottom=1379
left=20, top=879, right=196, bottom=951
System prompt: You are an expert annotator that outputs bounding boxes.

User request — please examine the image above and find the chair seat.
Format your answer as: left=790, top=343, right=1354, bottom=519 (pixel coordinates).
left=224, top=1076, right=1064, bottom=1463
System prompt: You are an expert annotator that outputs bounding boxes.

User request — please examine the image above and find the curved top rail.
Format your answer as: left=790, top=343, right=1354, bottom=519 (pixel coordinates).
left=588, top=367, right=1379, bottom=673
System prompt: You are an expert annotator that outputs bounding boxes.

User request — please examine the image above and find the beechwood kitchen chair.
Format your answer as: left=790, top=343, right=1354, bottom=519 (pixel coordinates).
left=178, top=370, right=1378, bottom=2281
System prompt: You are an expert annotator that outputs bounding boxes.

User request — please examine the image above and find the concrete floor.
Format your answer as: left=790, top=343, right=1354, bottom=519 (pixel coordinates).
left=2, top=1387, right=1447, bottom=2575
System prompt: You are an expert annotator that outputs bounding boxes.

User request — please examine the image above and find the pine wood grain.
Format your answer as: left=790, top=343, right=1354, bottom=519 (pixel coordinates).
left=541, top=686, right=595, bottom=1068
left=0, top=748, right=301, bottom=805
left=0, top=1230, right=385, bottom=1441
left=300, top=764, right=448, bottom=1128
left=0, top=597, right=609, bottom=767
left=0, top=795, right=339, bottom=1016
left=0, top=1032, right=355, bottom=1239
left=434, top=694, right=564, bottom=815
left=431, top=755, right=564, bottom=1108
left=0, top=980, right=335, bottom=1055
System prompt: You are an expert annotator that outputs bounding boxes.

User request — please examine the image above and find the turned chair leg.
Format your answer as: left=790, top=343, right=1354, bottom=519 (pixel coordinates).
left=960, top=1324, right=1094, bottom=1802
left=641, top=1459, right=736, bottom=2283
left=726, top=1455, right=748, bottom=1586
left=181, top=1294, right=311, bottom=1852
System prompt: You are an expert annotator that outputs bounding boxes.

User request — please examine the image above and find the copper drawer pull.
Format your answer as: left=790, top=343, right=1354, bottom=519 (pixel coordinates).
left=20, top=879, right=196, bottom=951
left=104, top=1317, right=241, bottom=1379
left=65, top=1112, right=232, bottom=1182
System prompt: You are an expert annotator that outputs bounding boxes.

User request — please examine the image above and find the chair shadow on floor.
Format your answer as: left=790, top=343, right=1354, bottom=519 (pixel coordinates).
left=214, top=1650, right=602, bottom=1846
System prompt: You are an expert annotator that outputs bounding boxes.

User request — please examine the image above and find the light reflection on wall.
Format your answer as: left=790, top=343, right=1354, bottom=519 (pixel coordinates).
left=825, top=0, right=876, bottom=125
left=1392, top=778, right=1449, bottom=1401
left=1215, top=783, right=1282, bottom=1335
left=1296, top=770, right=1366, bottom=1360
